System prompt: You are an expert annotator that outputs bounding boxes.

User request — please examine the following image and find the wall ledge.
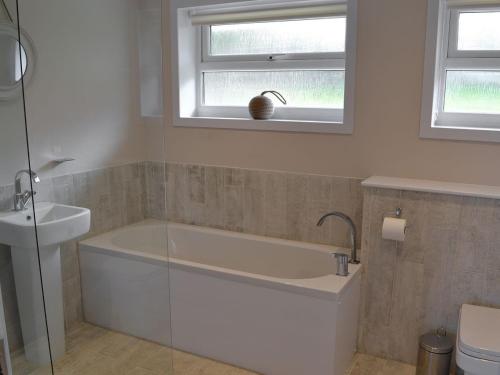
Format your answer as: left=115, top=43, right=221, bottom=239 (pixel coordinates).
left=362, top=176, right=500, bottom=200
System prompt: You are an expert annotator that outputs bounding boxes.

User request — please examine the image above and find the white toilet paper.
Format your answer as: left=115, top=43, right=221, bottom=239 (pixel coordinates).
left=382, top=217, right=407, bottom=241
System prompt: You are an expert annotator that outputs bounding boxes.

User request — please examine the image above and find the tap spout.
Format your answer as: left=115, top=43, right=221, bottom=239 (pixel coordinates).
left=317, top=211, right=360, bottom=264
left=14, top=169, right=40, bottom=211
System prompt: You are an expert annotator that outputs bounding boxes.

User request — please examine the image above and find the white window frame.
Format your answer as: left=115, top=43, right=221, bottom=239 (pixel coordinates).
left=198, top=22, right=346, bottom=123
left=170, top=0, right=358, bottom=134
left=421, top=0, right=500, bottom=142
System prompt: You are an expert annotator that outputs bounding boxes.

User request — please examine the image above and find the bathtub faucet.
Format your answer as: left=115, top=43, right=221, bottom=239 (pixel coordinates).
left=317, top=211, right=360, bottom=264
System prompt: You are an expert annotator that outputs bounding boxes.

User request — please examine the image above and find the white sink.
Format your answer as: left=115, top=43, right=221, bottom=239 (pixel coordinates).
left=0, top=202, right=90, bottom=248
left=0, top=202, right=91, bottom=365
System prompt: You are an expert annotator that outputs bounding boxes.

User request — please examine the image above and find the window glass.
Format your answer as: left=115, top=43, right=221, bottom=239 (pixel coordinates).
left=457, top=11, right=500, bottom=51
left=444, top=70, right=500, bottom=114
left=210, top=18, right=346, bottom=56
left=203, top=70, right=345, bottom=108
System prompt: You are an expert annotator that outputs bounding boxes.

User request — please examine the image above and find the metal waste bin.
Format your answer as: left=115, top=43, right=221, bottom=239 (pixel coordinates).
left=416, top=328, right=453, bottom=375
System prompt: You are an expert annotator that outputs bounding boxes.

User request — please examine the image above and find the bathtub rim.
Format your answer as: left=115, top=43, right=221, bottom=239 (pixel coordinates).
left=79, top=220, right=362, bottom=301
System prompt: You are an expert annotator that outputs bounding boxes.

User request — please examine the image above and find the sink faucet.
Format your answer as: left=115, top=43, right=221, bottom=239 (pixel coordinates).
left=317, top=211, right=360, bottom=264
left=14, top=169, right=40, bottom=211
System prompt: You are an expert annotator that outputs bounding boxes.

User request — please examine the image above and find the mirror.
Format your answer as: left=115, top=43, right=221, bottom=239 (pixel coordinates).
left=0, top=22, right=35, bottom=100
left=0, top=34, right=27, bottom=85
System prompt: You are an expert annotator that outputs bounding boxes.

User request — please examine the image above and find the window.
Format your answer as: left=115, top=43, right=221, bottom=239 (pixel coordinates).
left=421, top=0, right=500, bottom=142
left=171, top=0, right=358, bottom=134
left=199, top=16, right=346, bottom=119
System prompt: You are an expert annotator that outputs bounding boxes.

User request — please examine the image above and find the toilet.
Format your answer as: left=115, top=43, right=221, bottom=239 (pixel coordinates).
left=457, top=304, right=500, bottom=375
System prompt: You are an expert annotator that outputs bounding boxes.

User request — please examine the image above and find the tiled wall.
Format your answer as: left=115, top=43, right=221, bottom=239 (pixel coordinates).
left=358, top=187, right=500, bottom=365
left=162, top=162, right=364, bottom=249
left=0, top=163, right=146, bottom=352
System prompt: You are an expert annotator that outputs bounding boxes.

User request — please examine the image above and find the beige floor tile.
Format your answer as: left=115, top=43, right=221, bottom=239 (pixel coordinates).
left=347, top=353, right=387, bottom=375
left=12, top=323, right=415, bottom=375
left=346, top=353, right=416, bottom=375
left=12, top=323, right=256, bottom=375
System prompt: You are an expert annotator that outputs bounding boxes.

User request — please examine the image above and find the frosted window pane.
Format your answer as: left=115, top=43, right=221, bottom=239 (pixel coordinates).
left=444, top=71, right=500, bottom=114
left=457, top=12, right=500, bottom=51
left=203, top=70, right=345, bottom=108
left=210, top=18, right=346, bottom=56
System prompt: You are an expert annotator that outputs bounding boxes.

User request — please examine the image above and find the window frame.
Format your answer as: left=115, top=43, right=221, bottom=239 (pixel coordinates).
left=170, top=0, right=358, bottom=134
left=421, top=0, right=500, bottom=142
left=198, top=22, right=347, bottom=123
left=201, top=22, right=346, bottom=62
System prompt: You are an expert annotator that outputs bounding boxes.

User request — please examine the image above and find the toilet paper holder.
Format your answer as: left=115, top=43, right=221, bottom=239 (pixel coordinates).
left=394, top=208, right=402, bottom=218
left=384, top=207, right=403, bottom=218
left=396, top=208, right=411, bottom=230
left=392, top=208, right=411, bottom=228
left=381, top=208, right=410, bottom=242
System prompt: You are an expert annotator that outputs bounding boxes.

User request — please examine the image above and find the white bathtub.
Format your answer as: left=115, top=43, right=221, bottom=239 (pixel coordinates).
left=79, top=220, right=361, bottom=375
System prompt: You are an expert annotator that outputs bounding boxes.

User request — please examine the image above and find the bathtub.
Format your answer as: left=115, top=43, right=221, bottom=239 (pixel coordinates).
left=79, top=220, right=361, bottom=375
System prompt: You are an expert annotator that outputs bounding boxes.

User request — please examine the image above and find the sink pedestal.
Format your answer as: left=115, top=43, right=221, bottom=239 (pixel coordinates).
left=0, top=202, right=91, bottom=364
left=11, top=245, right=65, bottom=365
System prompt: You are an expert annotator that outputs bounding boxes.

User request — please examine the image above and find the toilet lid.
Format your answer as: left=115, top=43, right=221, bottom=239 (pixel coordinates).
left=459, top=304, right=500, bottom=361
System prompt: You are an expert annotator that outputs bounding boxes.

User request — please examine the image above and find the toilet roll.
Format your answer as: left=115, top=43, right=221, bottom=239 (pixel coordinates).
left=382, top=217, right=407, bottom=241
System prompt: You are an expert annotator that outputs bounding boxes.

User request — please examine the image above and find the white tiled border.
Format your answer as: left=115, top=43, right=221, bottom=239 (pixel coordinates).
left=362, top=176, right=500, bottom=200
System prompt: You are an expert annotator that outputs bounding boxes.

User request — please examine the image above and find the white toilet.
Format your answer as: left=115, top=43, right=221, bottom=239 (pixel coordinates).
left=457, top=304, right=500, bottom=375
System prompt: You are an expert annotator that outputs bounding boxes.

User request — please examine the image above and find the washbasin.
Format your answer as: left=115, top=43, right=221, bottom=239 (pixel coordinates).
left=0, top=202, right=91, bottom=365
left=0, top=202, right=91, bottom=248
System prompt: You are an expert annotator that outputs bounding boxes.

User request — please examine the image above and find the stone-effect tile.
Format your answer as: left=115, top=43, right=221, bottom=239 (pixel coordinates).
left=169, top=163, right=190, bottom=223
left=160, top=163, right=366, bottom=247
left=13, top=322, right=260, bottom=375
left=242, top=170, right=266, bottom=235
left=285, top=173, right=308, bottom=241
left=331, top=178, right=363, bottom=248
left=347, top=353, right=415, bottom=375
left=163, top=163, right=364, bottom=248
left=358, top=188, right=401, bottom=359
left=398, top=191, right=427, bottom=263
left=264, top=172, right=288, bottom=238
left=16, top=323, right=417, bottom=375
left=204, top=166, right=225, bottom=229
left=387, top=260, right=424, bottom=363
left=0, top=185, right=14, bottom=211
left=223, top=168, right=244, bottom=232
left=306, top=175, right=332, bottom=244
left=52, top=175, right=76, bottom=206
left=187, top=165, right=206, bottom=226
left=359, top=186, right=500, bottom=367
left=146, top=161, right=168, bottom=220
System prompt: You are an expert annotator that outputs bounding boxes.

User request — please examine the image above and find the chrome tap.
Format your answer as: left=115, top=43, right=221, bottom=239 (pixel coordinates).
left=317, top=211, right=360, bottom=264
left=14, top=169, right=40, bottom=211
left=331, top=252, right=349, bottom=276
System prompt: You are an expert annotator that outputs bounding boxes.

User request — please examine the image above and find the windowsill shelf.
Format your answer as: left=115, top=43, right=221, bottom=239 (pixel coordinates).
left=363, top=176, right=500, bottom=200
left=173, top=116, right=352, bottom=134
left=420, top=123, right=500, bottom=143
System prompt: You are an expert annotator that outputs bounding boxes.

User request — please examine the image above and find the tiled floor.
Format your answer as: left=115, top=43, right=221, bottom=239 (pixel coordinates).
left=12, top=322, right=416, bottom=375
left=346, top=353, right=416, bottom=375
left=12, top=323, right=257, bottom=375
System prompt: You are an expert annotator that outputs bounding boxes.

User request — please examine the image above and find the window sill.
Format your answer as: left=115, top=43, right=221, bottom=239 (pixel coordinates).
left=420, top=123, right=500, bottom=143
left=420, top=113, right=500, bottom=143
left=173, top=116, right=353, bottom=134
